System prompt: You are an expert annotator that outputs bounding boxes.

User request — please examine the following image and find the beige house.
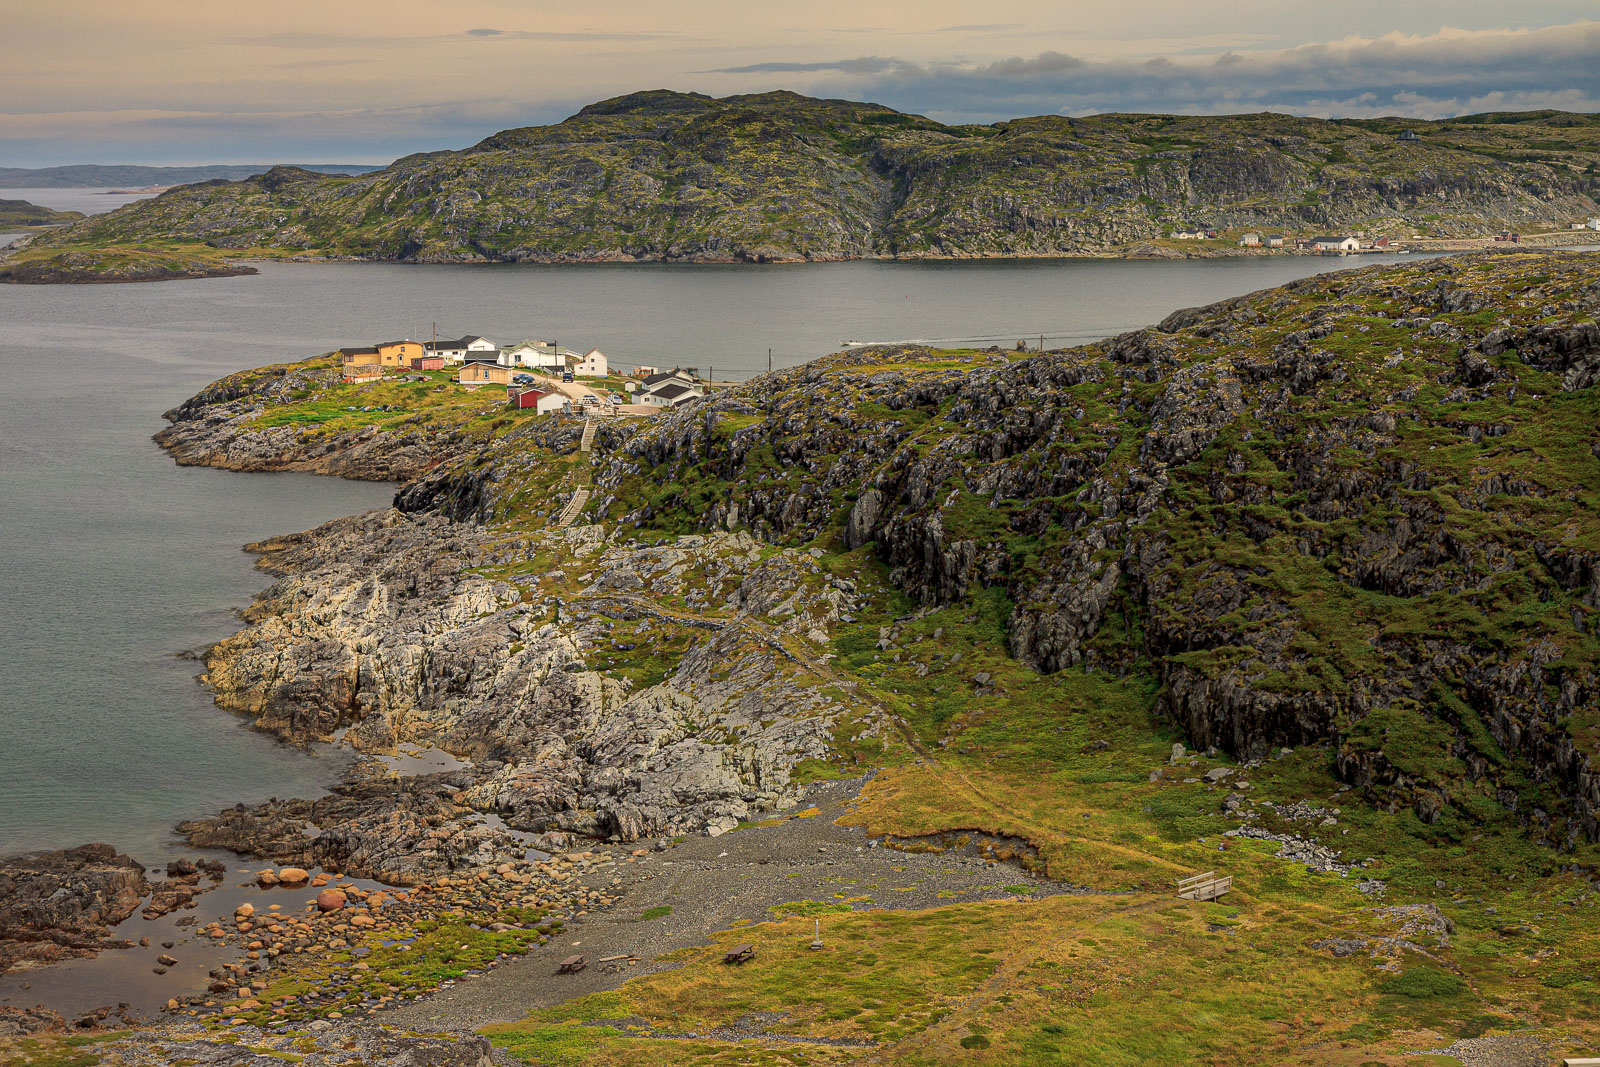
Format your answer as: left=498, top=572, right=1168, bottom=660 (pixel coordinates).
left=459, top=362, right=515, bottom=387
left=340, top=340, right=425, bottom=370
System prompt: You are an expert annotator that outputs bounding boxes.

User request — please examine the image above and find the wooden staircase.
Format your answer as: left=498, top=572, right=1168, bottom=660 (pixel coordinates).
left=556, top=489, right=591, bottom=528
left=1176, top=871, right=1233, bottom=901
left=580, top=418, right=597, bottom=453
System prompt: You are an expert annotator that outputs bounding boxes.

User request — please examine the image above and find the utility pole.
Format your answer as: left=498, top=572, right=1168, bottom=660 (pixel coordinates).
left=768, top=348, right=772, bottom=376
left=1039, top=333, right=1045, bottom=353
left=708, top=364, right=714, bottom=391
left=432, top=322, right=437, bottom=346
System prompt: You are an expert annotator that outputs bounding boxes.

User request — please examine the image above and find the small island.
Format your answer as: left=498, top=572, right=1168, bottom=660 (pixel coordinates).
left=0, top=197, right=84, bottom=229
left=0, top=244, right=257, bottom=284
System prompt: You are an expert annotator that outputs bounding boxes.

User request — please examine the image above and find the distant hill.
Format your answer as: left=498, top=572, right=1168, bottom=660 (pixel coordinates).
left=23, top=92, right=1600, bottom=264
left=0, top=198, right=84, bottom=227
left=0, top=164, right=382, bottom=188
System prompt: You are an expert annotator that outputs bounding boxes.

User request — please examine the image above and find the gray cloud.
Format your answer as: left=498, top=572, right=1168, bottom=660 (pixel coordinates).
left=707, top=57, right=914, bottom=76
left=732, top=20, right=1600, bottom=122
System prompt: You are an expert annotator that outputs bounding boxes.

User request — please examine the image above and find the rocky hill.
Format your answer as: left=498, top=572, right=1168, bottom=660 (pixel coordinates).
left=27, top=93, right=1600, bottom=267
left=8, top=249, right=1597, bottom=1063
left=590, top=249, right=1600, bottom=846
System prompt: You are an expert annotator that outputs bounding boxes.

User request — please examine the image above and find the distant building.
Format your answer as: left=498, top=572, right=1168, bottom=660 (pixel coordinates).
left=1589, top=218, right=1600, bottom=230
left=342, top=365, right=382, bottom=384
left=1310, top=236, right=1361, bottom=253
left=1238, top=232, right=1262, bottom=247
left=1397, top=130, right=1420, bottom=142
left=500, top=340, right=588, bottom=372
left=1267, top=235, right=1285, bottom=247
left=409, top=355, right=445, bottom=371
left=425, top=335, right=497, bottom=363
left=508, top=387, right=567, bottom=413
left=575, top=348, right=608, bottom=377
left=1370, top=237, right=1391, bottom=249
left=338, top=345, right=381, bottom=368
left=641, top=381, right=704, bottom=408
left=459, top=362, right=514, bottom=387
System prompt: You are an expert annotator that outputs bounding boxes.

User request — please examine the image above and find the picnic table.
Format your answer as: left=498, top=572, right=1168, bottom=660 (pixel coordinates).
left=723, top=944, right=756, bottom=964
left=557, top=954, right=587, bottom=974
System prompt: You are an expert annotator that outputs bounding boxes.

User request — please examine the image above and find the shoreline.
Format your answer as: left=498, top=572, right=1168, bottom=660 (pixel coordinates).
left=7, top=228, right=1597, bottom=285
left=6, top=248, right=1600, bottom=1063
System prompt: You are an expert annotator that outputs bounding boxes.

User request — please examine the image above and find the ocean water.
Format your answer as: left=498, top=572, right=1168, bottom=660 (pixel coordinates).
left=3, top=186, right=160, bottom=215
left=0, top=251, right=1436, bottom=861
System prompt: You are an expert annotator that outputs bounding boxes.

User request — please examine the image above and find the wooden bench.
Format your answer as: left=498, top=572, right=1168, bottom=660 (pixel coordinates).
left=557, top=954, right=587, bottom=974
left=723, top=944, right=756, bottom=964
left=1176, top=871, right=1233, bottom=901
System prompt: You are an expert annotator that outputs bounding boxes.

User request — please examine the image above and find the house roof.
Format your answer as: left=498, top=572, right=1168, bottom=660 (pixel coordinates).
left=377, top=340, right=417, bottom=348
left=340, top=346, right=379, bottom=355
left=650, top=382, right=699, bottom=401
left=1310, top=236, right=1347, bottom=244
left=426, top=335, right=491, bottom=350
left=463, top=351, right=500, bottom=362
left=642, top=369, right=693, bottom=387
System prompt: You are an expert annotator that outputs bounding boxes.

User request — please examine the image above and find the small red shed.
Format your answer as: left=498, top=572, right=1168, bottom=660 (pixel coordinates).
left=409, top=356, right=445, bottom=371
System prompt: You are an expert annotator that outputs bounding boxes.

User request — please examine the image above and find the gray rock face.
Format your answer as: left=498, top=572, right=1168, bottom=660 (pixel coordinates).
left=181, top=509, right=860, bottom=880
left=0, top=843, right=149, bottom=975
left=589, top=253, right=1600, bottom=844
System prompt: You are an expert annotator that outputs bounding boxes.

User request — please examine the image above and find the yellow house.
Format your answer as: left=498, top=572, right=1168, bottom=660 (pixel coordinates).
left=338, top=345, right=381, bottom=368
left=339, top=340, right=424, bottom=370
left=458, top=362, right=515, bottom=386
left=375, top=340, right=424, bottom=367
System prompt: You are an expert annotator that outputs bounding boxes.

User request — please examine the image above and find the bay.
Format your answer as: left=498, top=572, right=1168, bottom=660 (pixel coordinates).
left=3, top=186, right=160, bottom=216
left=0, top=250, right=1435, bottom=860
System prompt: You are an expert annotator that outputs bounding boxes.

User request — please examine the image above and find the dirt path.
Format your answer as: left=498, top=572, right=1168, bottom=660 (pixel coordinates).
left=383, top=778, right=1080, bottom=1033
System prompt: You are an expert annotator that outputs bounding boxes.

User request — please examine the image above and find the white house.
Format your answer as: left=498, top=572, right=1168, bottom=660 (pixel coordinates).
left=575, top=348, right=608, bottom=377
left=1589, top=218, right=1600, bottom=231
left=641, top=381, right=703, bottom=408
left=500, top=340, right=568, bottom=372
left=1310, top=236, right=1361, bottom=252
left=1267, top=235, right=1285, bottom=248
left=426, top=335, right=497, bottom=363
left=1237, top=232, right=1262, bottom=247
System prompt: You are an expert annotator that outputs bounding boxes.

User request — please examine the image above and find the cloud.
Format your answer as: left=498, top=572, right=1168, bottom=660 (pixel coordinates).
left=710, top=20, right=1600, bottom=123
left=240, top=27, right=672, bottom=49
left=706, top=57, right=914, bottom=76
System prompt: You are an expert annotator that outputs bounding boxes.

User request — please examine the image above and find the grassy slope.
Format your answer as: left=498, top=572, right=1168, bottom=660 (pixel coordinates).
left=24, top=97, right=1600, bottom=268
left=68, top=253, right=1600, bottom=1064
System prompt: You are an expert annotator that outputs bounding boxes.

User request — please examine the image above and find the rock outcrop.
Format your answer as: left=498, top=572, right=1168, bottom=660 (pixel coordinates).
left=0, top=844, right=149, bottom=975
left=589, top=251, right=1600, bottom=846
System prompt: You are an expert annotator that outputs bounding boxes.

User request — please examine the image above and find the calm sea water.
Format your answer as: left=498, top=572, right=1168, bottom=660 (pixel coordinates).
left=0, top=251, right=1435, bottom=861
left=4, top=186, right=159, bottom=215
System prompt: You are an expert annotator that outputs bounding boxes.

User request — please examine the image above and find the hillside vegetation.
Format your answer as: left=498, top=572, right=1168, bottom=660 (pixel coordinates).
left=0, top=198, right=83, bottom=228
left=28, top=93, right=1600, bottom=266
left=69, top=250, right=1600, bottom=1064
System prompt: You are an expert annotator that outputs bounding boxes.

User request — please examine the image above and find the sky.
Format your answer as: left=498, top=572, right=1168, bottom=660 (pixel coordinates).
left=3, top=1, right=1599, bottom=167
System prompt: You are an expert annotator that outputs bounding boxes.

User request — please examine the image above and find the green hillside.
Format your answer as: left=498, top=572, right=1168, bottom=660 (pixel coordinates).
left=26, top=92, right=1600, bottom=268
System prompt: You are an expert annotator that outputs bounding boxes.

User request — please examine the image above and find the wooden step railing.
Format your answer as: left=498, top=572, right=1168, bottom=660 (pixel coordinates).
left=1176, top=871, right=1233, bottom=901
